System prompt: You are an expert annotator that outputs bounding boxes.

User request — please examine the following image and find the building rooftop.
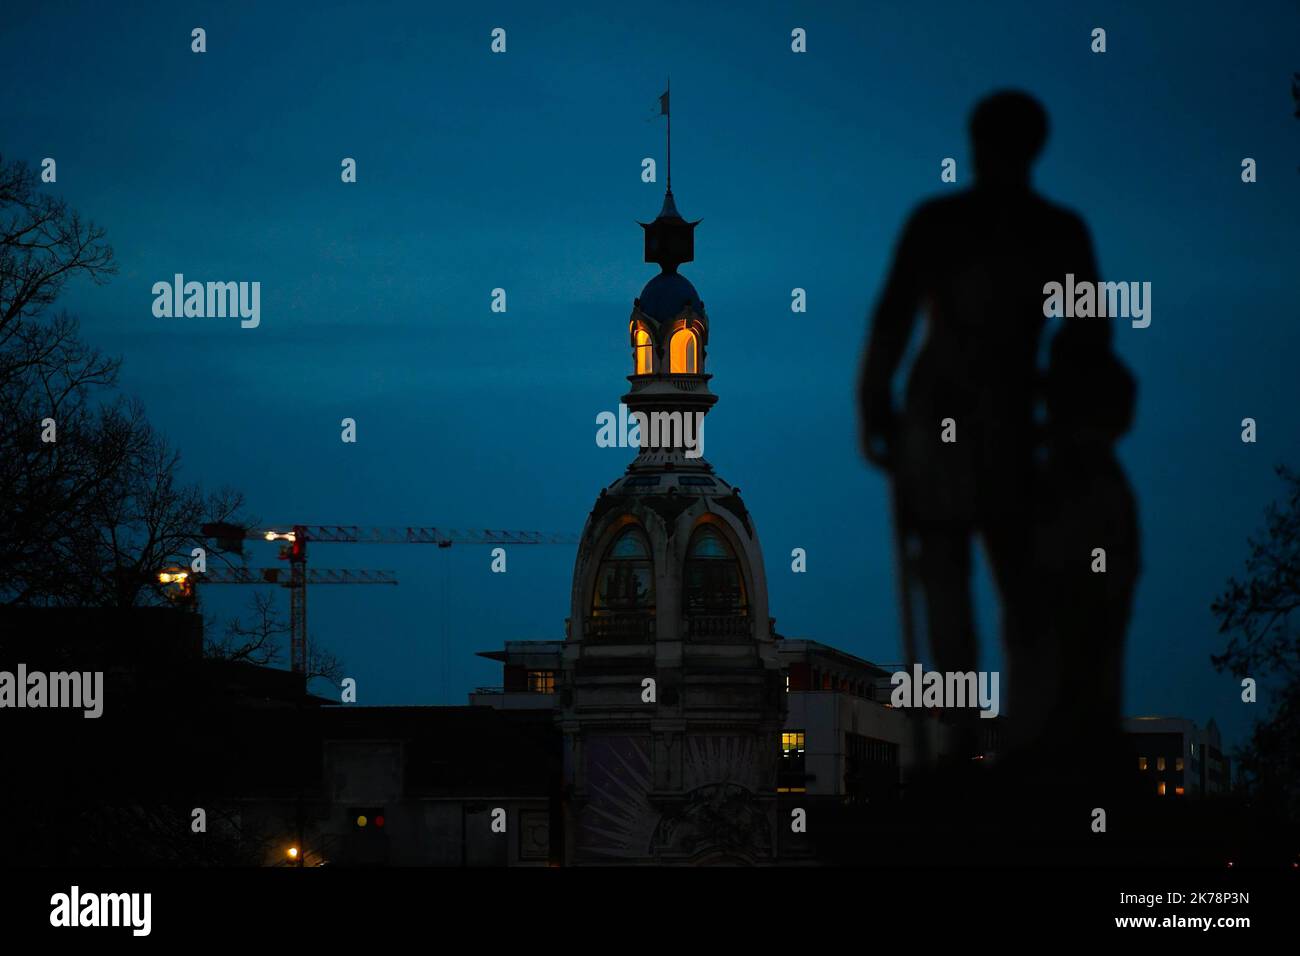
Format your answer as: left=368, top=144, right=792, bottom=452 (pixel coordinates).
left=777, top=638, right=895, bottom=678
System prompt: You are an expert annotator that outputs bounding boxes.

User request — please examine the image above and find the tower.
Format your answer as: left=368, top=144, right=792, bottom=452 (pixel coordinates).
left=559, top=180, right=786, bottom=864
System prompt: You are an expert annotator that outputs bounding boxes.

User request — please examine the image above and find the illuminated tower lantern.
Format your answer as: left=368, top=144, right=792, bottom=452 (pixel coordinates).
left=560, top=178, right=786, bottom=864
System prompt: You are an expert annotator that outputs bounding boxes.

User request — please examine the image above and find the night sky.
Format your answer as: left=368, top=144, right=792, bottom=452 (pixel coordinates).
left=3, top=0, right=1297, bottom=749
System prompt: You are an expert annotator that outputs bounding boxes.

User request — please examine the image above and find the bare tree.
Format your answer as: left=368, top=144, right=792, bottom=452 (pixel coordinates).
left=0, top=155, right=115, bottom=340
left=208, top=590, right=346, bottom=688
left=0, top=159, right=345, bottom=865
left=0, top=314, right=119, bottom=597
left=306, top=642, right=346, bottom=688
left=59, top=408, right=246, bottom=608
left=0, top=157, right=244, bottom=607
left=0, top=375, right=246, bottom=606
left=1212, top=465, right=1300, bottom=821
left=211, top=591, right=288, bottom=666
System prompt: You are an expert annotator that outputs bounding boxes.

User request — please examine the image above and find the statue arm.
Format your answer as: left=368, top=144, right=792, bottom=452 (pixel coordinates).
left=858, top=211, right=926, bottom=466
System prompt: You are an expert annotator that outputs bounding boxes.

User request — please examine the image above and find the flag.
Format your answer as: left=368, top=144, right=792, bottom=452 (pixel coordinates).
left=646, top=89, right=670, bottom=122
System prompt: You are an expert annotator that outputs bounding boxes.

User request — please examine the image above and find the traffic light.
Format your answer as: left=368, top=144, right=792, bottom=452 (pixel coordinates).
left=350, top=807, right=385, bottom=831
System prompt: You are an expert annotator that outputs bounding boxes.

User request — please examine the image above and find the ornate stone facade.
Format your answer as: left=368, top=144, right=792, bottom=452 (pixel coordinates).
left=560, top=187, right=786, bottom=864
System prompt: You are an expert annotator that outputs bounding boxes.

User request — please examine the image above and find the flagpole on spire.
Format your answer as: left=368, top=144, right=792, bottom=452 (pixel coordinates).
left=666, top=76, right=671, bottom=193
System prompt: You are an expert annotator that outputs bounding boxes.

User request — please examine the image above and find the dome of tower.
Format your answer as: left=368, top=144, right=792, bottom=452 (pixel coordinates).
left=637, top=271, right=704, bottom=323
left=569, top=468, right=773, bottom=646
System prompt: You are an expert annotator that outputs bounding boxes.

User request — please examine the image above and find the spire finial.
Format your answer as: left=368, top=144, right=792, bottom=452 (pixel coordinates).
left=665, top=76, right=671, bottom=193
left=641, top=82, right=697, bottom=270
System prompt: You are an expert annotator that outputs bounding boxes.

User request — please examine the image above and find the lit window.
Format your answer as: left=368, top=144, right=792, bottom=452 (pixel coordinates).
left=785, top=675, right=790, bottom=693
left=1157, top=757, right=1166, bottom=771
left=670, top=327, right=698, bottom=373
left=779, top=730, right=807, bottom=793
left=1157, top=781, right=1166, bottom=796
left=1138, top=757, right=1148, bottom=771
left=592, top=527, right=655, bottom=613
left=633, top=326, right=654, bottom=375
left=527, top=670, right=555, bottom=694
left=684, top=525, right=747, bottom=614
left=1175, top=757, right=1183, bottom=772
left=1174, top=786, right=1185, bottom=796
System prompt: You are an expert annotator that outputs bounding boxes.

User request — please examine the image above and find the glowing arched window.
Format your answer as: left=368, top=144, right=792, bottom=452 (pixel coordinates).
left=592, top=527, right=655, bottom=613
left=634, top=327, right=654, bottom=375
left=670, top=328, right=698, bottom=374
left=684, top=525, right=747, bottom=613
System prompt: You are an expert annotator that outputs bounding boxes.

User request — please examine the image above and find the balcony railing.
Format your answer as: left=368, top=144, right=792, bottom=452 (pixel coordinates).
left=625, top=373, right=711, bottom=393
left=669, top=374, right=709, bottom=392
left=582, top=613, right=754, bottom=642
left=682, top=613, right=753, bottom=641
left=584, top=613, right=656, bottom=642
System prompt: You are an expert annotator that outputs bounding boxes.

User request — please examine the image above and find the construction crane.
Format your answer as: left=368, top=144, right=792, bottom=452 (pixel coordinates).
left=158, top=565, right=397, bottom=672
left=184, top=523, right=578, bottom=674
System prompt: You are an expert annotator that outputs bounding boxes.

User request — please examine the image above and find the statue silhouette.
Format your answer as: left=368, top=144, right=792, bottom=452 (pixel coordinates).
left=1030, top=325, right=1139, bottom=751
left=858, top=91, right=1138, bottom=763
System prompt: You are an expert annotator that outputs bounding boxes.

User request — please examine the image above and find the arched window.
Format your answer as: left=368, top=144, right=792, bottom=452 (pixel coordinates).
left=670, top=328, right=698, bottom=374
left=633, top=326, right=654, bottom=375
left=592, top=527, right=655, bottom=613
left=683, top=525, right=747, bottom=614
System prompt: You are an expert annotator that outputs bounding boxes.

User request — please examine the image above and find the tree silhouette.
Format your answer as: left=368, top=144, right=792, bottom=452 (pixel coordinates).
left=0, top=155, right=115, bottom=336
left=1212, top=465, right=1300, bottom=822
left=0, top=156, right=244, bottom=607
left=212, top=590, right=345, bottom=687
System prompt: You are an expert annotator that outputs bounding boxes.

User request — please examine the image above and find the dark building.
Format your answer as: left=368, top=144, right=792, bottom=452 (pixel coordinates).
left=1124, top=716, right=1231, bottom=798
left=0, top=606, right=321, bottom=865
left=0, top=607, right=562, bottom=867
left=281, top=706, right=560, bottom=867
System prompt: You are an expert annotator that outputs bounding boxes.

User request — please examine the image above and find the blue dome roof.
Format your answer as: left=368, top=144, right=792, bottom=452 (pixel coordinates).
left=638, top=271, right=703, bottom=322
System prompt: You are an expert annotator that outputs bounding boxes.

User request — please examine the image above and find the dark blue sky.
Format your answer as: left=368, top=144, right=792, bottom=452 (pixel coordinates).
left=4, top=1, right=1297, bottom=747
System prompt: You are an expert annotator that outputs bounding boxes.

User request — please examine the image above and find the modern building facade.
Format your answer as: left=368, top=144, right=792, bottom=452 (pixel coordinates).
left=778, top=640, right=906, bottom=802
left=1124, top=716, right=1231, bottom=797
